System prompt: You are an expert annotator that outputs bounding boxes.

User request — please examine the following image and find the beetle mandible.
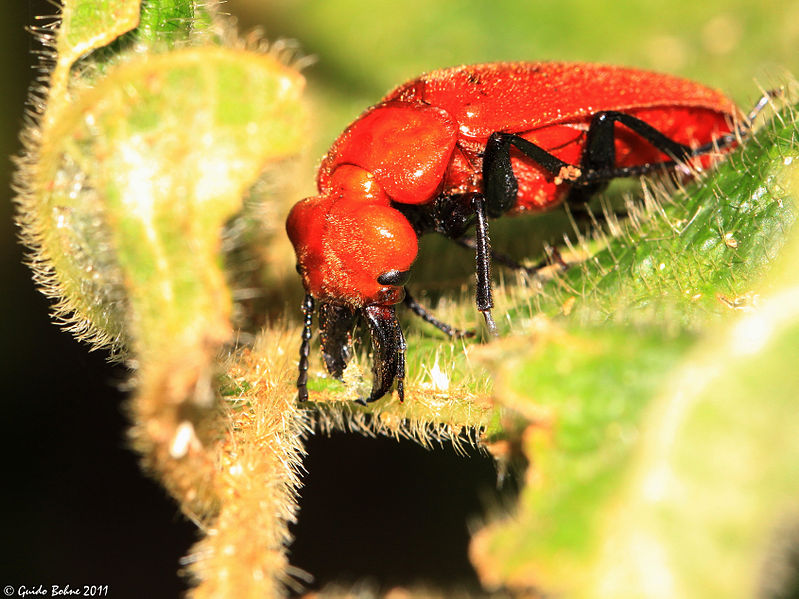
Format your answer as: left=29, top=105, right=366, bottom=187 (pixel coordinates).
left=287, top=61, right=765, bottom=404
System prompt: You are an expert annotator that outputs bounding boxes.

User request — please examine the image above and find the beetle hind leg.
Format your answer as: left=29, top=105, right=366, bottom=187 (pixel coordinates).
left=565, top=107, right=753, bottom=194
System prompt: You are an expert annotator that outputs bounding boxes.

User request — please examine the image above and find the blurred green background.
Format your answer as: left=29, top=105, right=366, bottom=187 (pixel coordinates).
left=1, top=0, right=797, bottom=596
left=234, top=0, right=799, bottom=159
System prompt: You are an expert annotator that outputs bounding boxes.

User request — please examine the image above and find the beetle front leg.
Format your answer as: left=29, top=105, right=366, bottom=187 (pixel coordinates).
left=395, top=324, right=406, bottom=402
left=296, top=294, right=315, bottom=402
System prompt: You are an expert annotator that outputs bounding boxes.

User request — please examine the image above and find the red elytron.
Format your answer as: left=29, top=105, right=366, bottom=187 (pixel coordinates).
left=287, top=62, right=759, bottom=404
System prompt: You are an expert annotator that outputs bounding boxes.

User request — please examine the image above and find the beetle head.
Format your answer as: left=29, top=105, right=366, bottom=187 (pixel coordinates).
left=286, top=165, right=418, bottom=308
left=287, top=165, right=418, bottom=402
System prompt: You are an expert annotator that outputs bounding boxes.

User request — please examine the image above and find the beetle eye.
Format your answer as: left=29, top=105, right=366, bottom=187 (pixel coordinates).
left=295, top=263, right=303, bottom=275
left=377, top=269, right=411, bottom=287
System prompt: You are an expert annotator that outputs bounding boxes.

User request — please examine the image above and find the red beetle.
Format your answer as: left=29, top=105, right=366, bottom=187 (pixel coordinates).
left=287, top=61, right=766, bottom=404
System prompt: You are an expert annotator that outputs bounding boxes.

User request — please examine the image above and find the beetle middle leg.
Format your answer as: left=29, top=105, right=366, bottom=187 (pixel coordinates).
left=403, top=290, right=475, bottom=339
left=482, top=132, right=576, bottom=217
left=473, top=134, right=586, bottom=334
left=454, top=236, right=567, bottom=277
left=471, top=195, right=498, bottom=335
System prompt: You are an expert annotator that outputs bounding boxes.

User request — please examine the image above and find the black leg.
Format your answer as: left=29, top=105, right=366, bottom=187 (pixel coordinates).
left=477, top=114, right=715, bottom=336
left=482, top=91, right=777, bottom=214
left=403, top=289, right=475, bottom=338
left=585, top=111, right=693, bottom=168
left=483, top=116, right=696, bottom=212
left=296, top=294, right=314, bottom=402
left=483, top=132, right=575, bottom=218
left=572, top=95, right=777, bottom=187
left=471, top=195, right=498, bottom=336
left=567, top=110, right=694, bottom=204
left=465, top=92, right=777, bottom=350
left=395, top=324, right=406, bottom=402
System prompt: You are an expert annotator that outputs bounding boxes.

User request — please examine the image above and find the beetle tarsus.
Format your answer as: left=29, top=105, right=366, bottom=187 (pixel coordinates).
left=482, top=309, right=498, bottom=337
left=694, top=88, right=779, bottom=153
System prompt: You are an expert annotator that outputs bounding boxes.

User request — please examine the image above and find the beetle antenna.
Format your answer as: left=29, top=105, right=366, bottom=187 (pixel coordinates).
left=297, top=294, right=314, bottom=402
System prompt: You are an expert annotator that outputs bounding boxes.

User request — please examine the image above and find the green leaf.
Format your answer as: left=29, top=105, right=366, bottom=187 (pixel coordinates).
left=137, top=0, right=207, bottom=42
left=470, top=105, right=799, bottom=597
left=587, top=255, right=799, bottom=598
left=22, top=47, right=306, bottom=353
left=532, top=106, right=798, bottom=327
left=59, top=0, right=141, bottom=61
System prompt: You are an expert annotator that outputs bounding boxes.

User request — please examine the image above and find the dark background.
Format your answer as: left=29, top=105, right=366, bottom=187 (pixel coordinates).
left=0, top=3, right=507, bottom=597
left=5, top=1, right=794, bottom=597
